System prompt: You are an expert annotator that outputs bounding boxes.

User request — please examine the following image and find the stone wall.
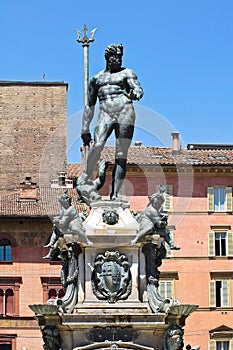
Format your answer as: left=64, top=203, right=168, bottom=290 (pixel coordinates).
left=0, top=82, right=68, bottom=192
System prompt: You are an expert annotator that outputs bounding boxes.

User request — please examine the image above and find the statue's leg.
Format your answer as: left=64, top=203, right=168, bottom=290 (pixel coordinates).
left=44, top=230, right=58, bottom=248
left=43, top=241, right=59, bottom=259
left=131, top=220, right=154, bottom=245
left=111, top=109, right=135, bottom=199
left=86, top=111, right=113, bottom=178
left=70, top=221, right=93, bottom=246
left=160, top=228, right=180, bottom=250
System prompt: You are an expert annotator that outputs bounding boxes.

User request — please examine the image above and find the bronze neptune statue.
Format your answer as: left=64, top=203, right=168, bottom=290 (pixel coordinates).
left=79, top=43, right=143, bottom=202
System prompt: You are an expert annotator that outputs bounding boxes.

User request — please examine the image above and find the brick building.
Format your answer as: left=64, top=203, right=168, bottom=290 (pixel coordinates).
left=0, top=81, right=67, bottom=192
left=0, top=81, right=68, bottom=349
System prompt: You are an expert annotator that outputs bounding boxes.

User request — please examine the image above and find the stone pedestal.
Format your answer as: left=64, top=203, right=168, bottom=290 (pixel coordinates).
left=30, top=200, right=197, bottom=350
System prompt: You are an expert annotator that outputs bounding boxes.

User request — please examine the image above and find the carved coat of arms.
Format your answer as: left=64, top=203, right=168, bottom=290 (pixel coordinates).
left=91, top=251, right=132, bottom=303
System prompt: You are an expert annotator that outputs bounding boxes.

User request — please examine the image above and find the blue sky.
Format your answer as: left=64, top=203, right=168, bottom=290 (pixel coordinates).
left=1, top=0, right=233, bottom=162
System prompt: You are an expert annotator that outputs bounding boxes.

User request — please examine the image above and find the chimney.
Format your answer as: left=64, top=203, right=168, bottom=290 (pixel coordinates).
left=134, top=141, right=142, bottom=146
left=171, top=132, right=180, bottom=152
left=19, top=177, right=38, bottom=201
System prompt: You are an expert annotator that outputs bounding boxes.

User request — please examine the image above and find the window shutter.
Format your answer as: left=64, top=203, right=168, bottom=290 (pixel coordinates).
left=227, top=232, right=233, bottom=257
left=222, top=280, right=229, bottom=307
left=208, top=232, right=215, bottom=256
left=166, top=281, right=173, bottom=299
left=209, top=281, right=216, bottom=307
left=159, top=281, right=165, bottom=298
left=230, top=340, right=233, bottom=350
left=208, top=340, right=216, bottom=350
left=156, top=185, right=173, bottom=211
left=225, top=187, right=232, bottom=212
left=207, top=187, right=214, bottom=211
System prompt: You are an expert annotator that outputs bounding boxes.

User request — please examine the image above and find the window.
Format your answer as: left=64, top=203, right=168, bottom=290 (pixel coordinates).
left=217, top=341, right=229, bottom=350
left=158, top=272, right=178, bottom=299
left=41, top=277, right=65, bottom=303
left=209, top=326, right=233, bottom=350
left=0, top=288, right=16, bottom=316
left=0, top=278, right=22, bottom=316
left=0, top=335, right=16, bottom=350
left=209, top=340, right=233, bottom=350
left=207, top=187, right=232, bottom=212
left=0, top=239, right=12, bottom=261
left=156, top=185, right=173, bottom=211
left=158, top=281, right=173, bottom=299
left=209, top=280, right=230, bottom=307
left=208, top=231, right=233, bottom=257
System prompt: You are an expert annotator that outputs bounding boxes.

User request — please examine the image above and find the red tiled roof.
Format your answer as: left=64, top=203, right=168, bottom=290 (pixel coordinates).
left=67, top=163, right=83, bottom=178
left=0, top=188, right=85, bottom=217
left=67, top=146, right=233, bottom=177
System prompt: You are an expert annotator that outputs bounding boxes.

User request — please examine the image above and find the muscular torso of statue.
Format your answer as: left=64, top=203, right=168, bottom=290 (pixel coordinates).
left=95, top=68, right=134, bottom=113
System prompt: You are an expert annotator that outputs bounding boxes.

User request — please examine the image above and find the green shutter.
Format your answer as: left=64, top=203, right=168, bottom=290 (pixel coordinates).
left=164, top=185, right=173, bottom=211
left=156, top=185, right=172, bottom=211
left=226, top=187, right=232, bottom=212
left=209, top=281, right=216, bottom=307
left=208, top=187, right=214, bottom=211
left=227, top=232, right=233, bottom=257
left=208, top=232, right=215, bottom=256
left=222, top=280, right=229, bottom=307
left=208, top=340, right=216, bottom=350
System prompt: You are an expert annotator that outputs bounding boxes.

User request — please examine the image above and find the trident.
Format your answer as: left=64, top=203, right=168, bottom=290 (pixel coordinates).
left=75, top=24, right=97, bottom=107
left=75, top=24, right=97, bottom=170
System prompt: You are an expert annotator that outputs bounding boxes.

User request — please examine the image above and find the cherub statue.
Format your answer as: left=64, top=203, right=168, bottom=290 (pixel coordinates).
left=43, top=191, right=92, bottom=259
left=131, top=187, right=180, bottom=249
left=76, top=160, right=109, bottom=206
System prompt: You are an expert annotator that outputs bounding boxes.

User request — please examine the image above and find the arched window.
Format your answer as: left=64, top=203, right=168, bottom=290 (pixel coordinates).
left=5, top=289, right=14, bottom=316
left=58, top=289, right=65, bottom=299
left=0, top=277, right=22, bottom=316
left=48, top=289, right=57, bottom=299
left=41, top=277, right=66, bottom=303
left=0, top=239, right=12, bottom=261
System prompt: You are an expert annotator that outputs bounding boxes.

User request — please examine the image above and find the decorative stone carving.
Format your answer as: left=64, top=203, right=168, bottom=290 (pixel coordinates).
left=91, top=251, right=132, bottom=303
left=102, top=209, right=119, bottom=225
left=164, top=325, right=184, bottom=350
left=43, top=191, right=92, bottom=259
left=131, top=186, right=180, bottom=250
left=59, top=242, right=82, bottom=313
left=76, top=160, right=109, bottom=206
left=73, top=342, right=154, bottom=350
left=42, top=325, right=61, bottom=350
left=88, top=326, right=138, bottom=342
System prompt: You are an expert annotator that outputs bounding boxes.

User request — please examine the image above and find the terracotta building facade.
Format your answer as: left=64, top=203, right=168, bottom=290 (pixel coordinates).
left=0, top=82, right=233, bottom=350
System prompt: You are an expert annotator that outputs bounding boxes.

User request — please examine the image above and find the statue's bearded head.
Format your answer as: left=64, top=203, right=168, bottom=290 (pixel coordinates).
left=105, top=44, right=124, bottom=72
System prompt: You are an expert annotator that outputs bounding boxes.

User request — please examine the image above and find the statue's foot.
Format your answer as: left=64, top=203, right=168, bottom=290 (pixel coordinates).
left=42, top=254, right=51, bottom=259
left=131, top=239, right=137, bottom=246
left=110, top=194, right=122, bottom=201
left=87, top=239, right=93, bottom=246
left=170, top=245, right=181, bottom=250
left=44, top=243, right=53, bottom=248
